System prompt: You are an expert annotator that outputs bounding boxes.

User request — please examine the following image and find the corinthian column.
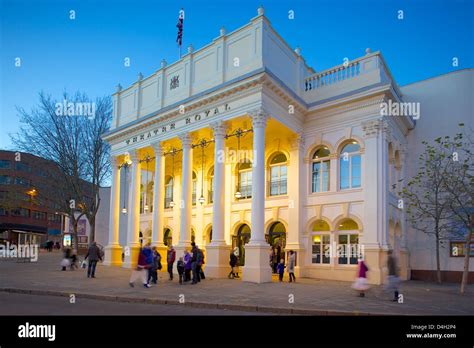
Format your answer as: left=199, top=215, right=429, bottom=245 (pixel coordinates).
left=104, top=155, right=123, bottom=266
left=205, top=121, right=231, bottom=278
left=242, top=109, right=272, bottom=283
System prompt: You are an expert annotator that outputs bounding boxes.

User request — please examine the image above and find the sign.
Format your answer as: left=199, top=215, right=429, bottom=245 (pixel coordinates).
left=124, top=103, right=231, bottom=145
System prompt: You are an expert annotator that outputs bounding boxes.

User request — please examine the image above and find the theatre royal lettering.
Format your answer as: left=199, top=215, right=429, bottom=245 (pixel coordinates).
left=125, top=103, right=231, bottom=145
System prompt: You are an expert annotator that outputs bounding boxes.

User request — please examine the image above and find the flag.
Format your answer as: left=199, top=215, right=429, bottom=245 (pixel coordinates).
left=176, top=8, right=184, bottom=46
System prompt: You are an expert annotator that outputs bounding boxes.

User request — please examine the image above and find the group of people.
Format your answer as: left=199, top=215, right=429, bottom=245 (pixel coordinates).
left=129, top=242, right=206, bottom=288
left=276, top=250, right=296, bottom=282
left=352, top=249, right=401, bottom=301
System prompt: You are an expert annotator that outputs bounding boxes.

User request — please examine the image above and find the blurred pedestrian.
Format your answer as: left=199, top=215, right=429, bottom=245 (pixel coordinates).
left=129, top=248, right=151, bottom=288
left=386, top=250, right=401, bottom=302
left=352, top=257, right=370, bottom=297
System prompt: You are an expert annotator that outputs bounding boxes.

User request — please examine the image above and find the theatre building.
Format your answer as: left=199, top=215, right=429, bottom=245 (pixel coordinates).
left=102, top=7, right=473, bottom=283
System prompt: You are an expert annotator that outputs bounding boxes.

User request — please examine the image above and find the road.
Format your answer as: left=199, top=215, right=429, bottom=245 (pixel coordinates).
left=0, top=292, right=269, bottom=316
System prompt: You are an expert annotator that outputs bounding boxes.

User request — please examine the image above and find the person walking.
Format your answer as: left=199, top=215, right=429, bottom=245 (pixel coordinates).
left=84, top=242, right=102, bottom=278
left=183, top=250, right=192, bottom=282
left=352, top=257, right=370, bottom=297
left=228, top=251, right=238, bottom=279
left=287, top=250, right=296, bottom=282
left=177, top=257, right=185, bottom=285
left=129, top=248, right=151, bottom=288
left=277, top=259, right=285, bottom=282
left=198, top=247, right=205, bottom=280
left=386, top=250, right=401, bottom=302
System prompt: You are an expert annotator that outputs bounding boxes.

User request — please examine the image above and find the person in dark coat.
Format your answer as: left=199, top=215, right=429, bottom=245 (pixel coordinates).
left=183, top=250, right=192, bottom=282
left=148, top=247, right=161, bottom=284
left=177, top=257, right=185, bottom=284
left=228, top=251, right=238, bottom=279
left=85, top=242, right=102, bottom=278
left=167, top=245, right=176, bottom=281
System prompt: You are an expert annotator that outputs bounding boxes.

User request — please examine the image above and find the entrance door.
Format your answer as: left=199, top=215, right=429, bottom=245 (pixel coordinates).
left=232, top=224, right=251, bottom=266
left=267, top=222, right=287, bottom=271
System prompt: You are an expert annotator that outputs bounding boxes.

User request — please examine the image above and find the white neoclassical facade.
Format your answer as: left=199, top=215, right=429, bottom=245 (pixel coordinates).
left=102, top=7, right=417, bottom=284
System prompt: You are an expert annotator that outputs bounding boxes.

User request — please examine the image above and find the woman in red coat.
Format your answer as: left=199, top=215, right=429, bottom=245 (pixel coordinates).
left=351, top=258, right=370, bottom=297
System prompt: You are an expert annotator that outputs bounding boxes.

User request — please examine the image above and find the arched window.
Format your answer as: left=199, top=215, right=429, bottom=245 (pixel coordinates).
left=192, top=171, right=197, bottom=206
left=208, top=166, right=214, bottom=204
left=164, top=176, right=174, bottom=208
left=268, top=152, right=287, bottom=196
left=191, top=228, right=196, bottom=244
left=311, top=220, right=330, bottom=264
left=336, top=218, right=360, bottom=265
left=339, top=141, right=361, bottom=190
left=236, top=161, right=252, bottom=199
left=311, top=146, right=330, bottom=193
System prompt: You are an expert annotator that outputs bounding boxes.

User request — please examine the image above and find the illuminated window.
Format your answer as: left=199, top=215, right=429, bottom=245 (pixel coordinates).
left=336, top=219, right=360, bottom=265
left=339, top=141, right=361, bottom=190
left=311, top=220, right=330, bottom=264
left=268, top=152, right=287, bottom=196
left=312, top=147, right=330, bottom=193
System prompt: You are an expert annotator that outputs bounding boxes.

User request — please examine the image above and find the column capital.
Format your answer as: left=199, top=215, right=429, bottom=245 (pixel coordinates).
left=128, top=150, right=140, bottom=163
left=151, top=142, right=164, bottom=156
left=248, top=108, right=268, bottom=129
left=210, top=120, right=228, bottom=138
left=178, top=132, right=193, bottom=148
left=288, top=133, right=305, bottom=152
left=362, top=118, right=390, bottom=139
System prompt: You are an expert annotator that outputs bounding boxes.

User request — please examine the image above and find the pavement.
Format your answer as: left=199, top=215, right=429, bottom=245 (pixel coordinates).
left=0, top=250, right=473, bottom=316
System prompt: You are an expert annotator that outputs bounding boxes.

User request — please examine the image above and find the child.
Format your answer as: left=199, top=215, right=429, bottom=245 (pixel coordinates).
left=177, top=257, right=185, bottom=285
left=276, top=259, right=285, bottom=282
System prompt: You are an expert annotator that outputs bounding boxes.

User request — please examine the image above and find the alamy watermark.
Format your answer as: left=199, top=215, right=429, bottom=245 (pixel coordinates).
left=0, top=242, right=39, bottom=262
left=55, top=99, right=96, bottom=119
left=380, top=100, right=420, bottom=120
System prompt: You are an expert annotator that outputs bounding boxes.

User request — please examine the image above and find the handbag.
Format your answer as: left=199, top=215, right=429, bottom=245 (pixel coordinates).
left=81, top=260, right=87, bottom=269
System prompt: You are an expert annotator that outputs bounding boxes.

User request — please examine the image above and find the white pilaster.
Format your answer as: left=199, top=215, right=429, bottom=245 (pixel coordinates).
left=104, top=155, right=123, bottom=266
left=286, top=134, right=305, bottom=277
left=206, top=121, right=231, bottom=278
left=123, top=150, right=142, bottom=268
left=242, top=109, right=272, bottom=283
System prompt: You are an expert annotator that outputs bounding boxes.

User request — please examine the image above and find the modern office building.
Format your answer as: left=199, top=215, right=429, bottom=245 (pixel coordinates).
left=0, top=150, right=63, bottom=245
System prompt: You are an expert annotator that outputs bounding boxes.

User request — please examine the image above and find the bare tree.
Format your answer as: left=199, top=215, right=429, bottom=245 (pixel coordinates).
left=11, top=91, right=111, bottom=250
left=400, top=138, right=458, bottom=284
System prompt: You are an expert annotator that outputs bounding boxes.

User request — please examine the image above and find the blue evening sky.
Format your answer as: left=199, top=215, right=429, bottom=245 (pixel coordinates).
left=1, top=0, right=472, bottom=149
